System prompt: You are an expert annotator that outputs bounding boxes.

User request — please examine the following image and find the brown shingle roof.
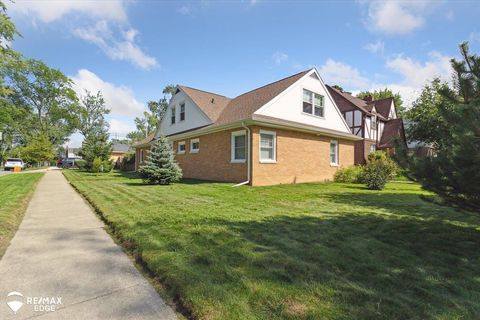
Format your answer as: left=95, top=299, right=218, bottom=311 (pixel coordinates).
left=132, top=133, right=155, bottom=147
left=326, top=85, right=371, bottom=114
left=378, top=118, right=406, bottom=149
left=179, top=86, right=231, bottom=122
left=212, top=69, right=310, bottom=126
left=369, top=97, right=394, bottom=119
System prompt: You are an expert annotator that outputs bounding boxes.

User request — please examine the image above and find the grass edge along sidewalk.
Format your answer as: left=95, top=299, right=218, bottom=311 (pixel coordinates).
left=0, top=173, right=44, bottom=258
left=63, top=170, right=480, bottom=320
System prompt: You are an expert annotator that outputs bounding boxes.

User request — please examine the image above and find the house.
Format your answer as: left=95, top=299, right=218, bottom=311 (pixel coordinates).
left=110, top=143, right=131, bottom=167
left=326, top=86, right=407, bottom=164
left=134, top=68, right=362, bottom=186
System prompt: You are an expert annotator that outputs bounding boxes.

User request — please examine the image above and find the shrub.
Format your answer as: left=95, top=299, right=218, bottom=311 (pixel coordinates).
left=334, top=165, right=364, bottom=183
left=102, top=160, right=113, bottom=173
left=91, top=157, right=103, bottom=173
left=75, top=159, right=86, bottom=170
left=363, top=151, right=398, bottom=190
left=139, top=136, right=182, bottom=185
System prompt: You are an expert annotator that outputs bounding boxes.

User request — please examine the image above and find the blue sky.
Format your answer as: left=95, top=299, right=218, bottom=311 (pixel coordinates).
left=6, top=0, right=480, bottom=146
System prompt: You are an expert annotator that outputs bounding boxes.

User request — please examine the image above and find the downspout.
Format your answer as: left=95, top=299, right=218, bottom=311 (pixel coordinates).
left=232, top=122, right=251, bottom=187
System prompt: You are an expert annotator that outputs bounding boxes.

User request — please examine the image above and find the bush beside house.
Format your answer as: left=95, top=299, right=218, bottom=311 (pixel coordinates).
left=139, top=136, right=182, bottom=185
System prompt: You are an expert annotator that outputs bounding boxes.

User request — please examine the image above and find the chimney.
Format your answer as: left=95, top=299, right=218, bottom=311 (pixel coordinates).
left=211, top=97, right=215, bottom=104
left=363, top=95, right=373, bottom=102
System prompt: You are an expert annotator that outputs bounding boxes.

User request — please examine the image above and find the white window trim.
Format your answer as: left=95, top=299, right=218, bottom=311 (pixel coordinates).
left=177, top=141, right=186, bottom=154
left=139, top=149, right=144, bottom=163
left=259, top=129, right=277, bottom=163
left=302, top=88, right=325, bottom=119
left=330, top=140, right=339, bottom=166
left=190, top=138, right=199, bottom=153
left=231, top=130, right=247, bottom=163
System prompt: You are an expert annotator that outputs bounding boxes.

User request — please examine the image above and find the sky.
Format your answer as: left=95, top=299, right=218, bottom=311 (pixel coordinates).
left=6, top=0, right=480, bottom=147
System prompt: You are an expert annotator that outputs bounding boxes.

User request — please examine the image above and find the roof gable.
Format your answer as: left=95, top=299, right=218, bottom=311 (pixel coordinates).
left=178, top=86, right=231, bottom=122
left=212, top=70, right=310, bottom=126
left=372, top=97, right=394, bottom=119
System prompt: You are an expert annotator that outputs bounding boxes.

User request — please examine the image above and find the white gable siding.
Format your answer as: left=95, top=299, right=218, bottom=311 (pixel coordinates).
left=365, top=116, right=371, bottom=139
left=254, top=71, right=350, bottom=133
left=389, top=101, right=397, bottom=119
left=156, top=90, right=212, bottom=137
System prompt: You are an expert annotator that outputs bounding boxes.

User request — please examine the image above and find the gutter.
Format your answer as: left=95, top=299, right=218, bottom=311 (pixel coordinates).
left=232, top=122, right=251, bottom=187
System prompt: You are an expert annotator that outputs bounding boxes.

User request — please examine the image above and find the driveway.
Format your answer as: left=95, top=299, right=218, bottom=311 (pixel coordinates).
left=0, top=170, right=176, bottom=319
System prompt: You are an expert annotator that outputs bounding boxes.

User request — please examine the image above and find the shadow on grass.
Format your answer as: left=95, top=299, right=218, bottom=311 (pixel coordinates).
left=179, top=213, right=480, bottom=319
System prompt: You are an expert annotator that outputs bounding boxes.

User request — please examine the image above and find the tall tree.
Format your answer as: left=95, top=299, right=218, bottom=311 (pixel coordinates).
left=356, top=88, right=404, bottom=116
left=5, top=59, right=79, bottom=146
left=405, top=42, right=480, bottom=210
left=127, top=84, right=176, bottom=141
left=79, top=118, right=112, bottom=170
left=77, top=90, right=110, bottom=137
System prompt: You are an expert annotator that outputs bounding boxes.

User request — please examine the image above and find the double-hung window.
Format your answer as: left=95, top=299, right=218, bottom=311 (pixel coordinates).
left=177, top=141, right=186, bottom=154
left=171, top=106, right=176, bottom=124
left=259, top=130, right=276, bottom=163
left=180, top=103, right=185, bottom=121
left=190, top=138, right=199, bottom=153
left=303, top=89, right=324, bottom=117
left=231, top=130, right=246, bottom=162
left=330, top=140, right=338, bottom=165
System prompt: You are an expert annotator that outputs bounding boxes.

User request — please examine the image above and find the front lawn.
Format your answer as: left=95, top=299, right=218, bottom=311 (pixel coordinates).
left=0, top=173, right=44, bottom=257
left=64, top=170, right=480, bottom=320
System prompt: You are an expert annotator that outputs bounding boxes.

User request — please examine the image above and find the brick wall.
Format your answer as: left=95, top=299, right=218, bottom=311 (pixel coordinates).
left=134, top=147, right=150, bottom=171
left=250, top=126, right=355, bottom=186
left=172, top=128, right=248, bottom=183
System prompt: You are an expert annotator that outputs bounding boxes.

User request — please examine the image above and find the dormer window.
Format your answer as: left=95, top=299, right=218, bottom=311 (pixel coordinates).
left=171, top=106, right=176, bottom=124
left=303, top=89, right=324, bottom=117
left=180, top=103, right=185, bottom=121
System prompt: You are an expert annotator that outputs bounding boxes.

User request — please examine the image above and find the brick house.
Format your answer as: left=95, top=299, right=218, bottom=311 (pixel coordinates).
left=326, top=86, right=407, bottom=164
left=134, top=68, right=362, bottom=186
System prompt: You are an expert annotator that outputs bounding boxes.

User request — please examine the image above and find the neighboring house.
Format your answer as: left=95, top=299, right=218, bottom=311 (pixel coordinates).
left=110, top=143, right=131, bottom=165
left=134, top=68, right=361, bottom=186
left=403, top=120, right=435, bottom=157
left=326, top=86, right=407, bottom=164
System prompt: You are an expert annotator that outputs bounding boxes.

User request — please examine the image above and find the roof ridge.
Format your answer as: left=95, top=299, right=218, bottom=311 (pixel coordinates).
left=232, top=68, right=312, bottom=99
left=179, top=85, right=231, bottom=99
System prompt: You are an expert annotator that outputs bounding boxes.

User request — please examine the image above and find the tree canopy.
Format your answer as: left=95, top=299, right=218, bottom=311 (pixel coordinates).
left=356, top=88, right=404, bottom=116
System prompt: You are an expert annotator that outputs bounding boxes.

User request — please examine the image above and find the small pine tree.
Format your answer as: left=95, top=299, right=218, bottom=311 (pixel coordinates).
left=139, top=136, right=182, bottom=185
left=80, top=119, right=112, bottom=171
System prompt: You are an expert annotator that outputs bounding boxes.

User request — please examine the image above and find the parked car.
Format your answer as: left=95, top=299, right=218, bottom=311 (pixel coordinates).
left=4, top=158, right=25, bottom=171
left=59, top=158, right=78, bottom=169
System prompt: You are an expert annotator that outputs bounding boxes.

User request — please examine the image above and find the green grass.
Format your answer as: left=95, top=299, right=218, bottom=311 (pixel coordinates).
left=63, top=170, right=480, bottom=320
left=0, top=173, right=43, bottom=257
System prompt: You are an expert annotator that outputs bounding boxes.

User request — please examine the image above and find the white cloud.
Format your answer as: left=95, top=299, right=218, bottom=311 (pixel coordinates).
left=8, top=0, right=127, bottom=23
left=363, top=0, right=435, bottom=35
left=318, top=59, right=370, bottom=89
left=364, top=40, right=385, bottom=55
left=272, top=51, right=288, bottom=64
left=177, top=5, right=192, bottom=15
left=386, top=51, right=452, bottom=88
left=109, top=118, right=137, bottom=136
left=71, top=69, right=145, bottom=117
left=320, top=51, right=452, bottom=107
left=74, top=21, right=158, bottom=70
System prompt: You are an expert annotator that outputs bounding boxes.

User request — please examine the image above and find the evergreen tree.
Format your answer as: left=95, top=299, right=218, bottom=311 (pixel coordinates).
left=80, top=119, right=112, bottom=171
left=139, top=135, right=182, bottom=185
left=406, top=42, right=480, bottom=209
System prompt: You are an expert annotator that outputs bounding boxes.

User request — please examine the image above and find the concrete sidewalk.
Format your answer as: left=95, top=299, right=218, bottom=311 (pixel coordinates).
left=0, top=170, right=176, bottom=319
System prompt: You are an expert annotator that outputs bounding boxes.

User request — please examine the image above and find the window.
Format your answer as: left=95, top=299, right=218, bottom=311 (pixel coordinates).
left=180, top=103, right=185, bottom=121
left=259, top=130, right=276, bottom=162
left=303, top=89, right=324, bottom=117
left=177, top=141, right=186, bottom=154
left=190, top=138, right=199, bottom=153
left=370, top=144, right=376, bottom=153
left=330, top=140, right=338, bottom=165
left=345, top=110, right=363, bottom=136
left=171, top=106, right=176, bottom=124
left=231, top=130, right=247, bottom=162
